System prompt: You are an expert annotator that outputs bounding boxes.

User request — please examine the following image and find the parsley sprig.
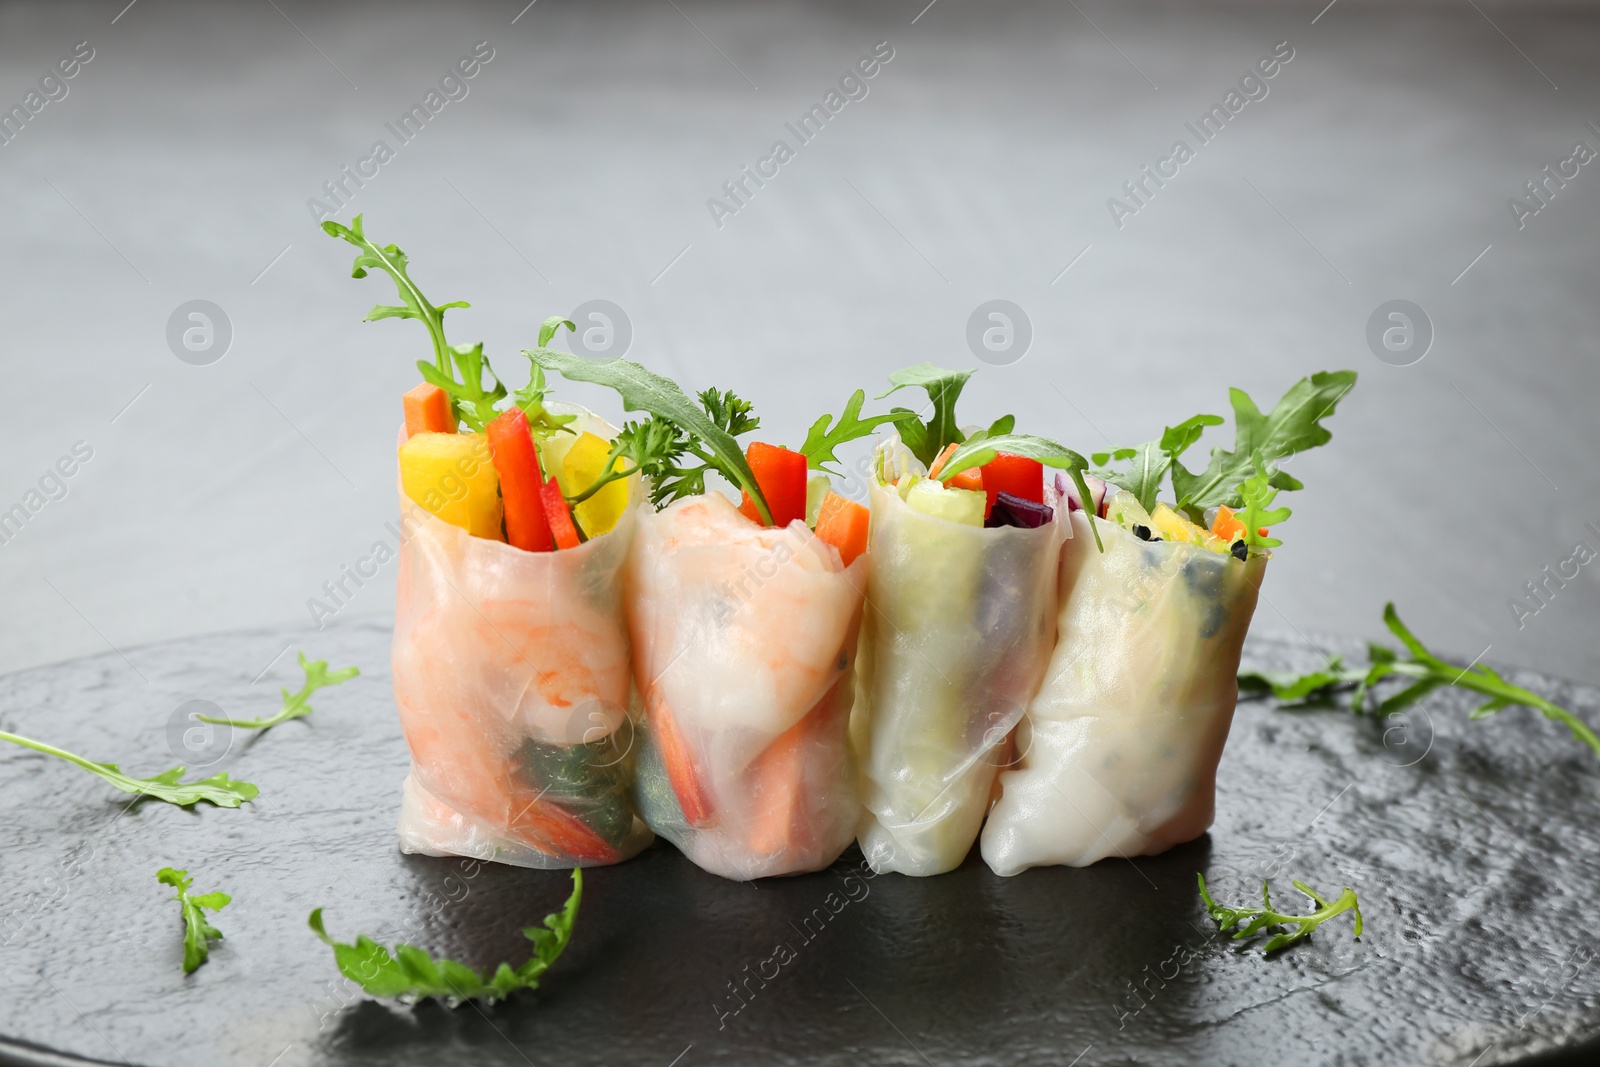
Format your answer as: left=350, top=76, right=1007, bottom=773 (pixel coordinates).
left=0, top=730, right=258, bottom=807
left=158, top=867, right=231, bottom=974
left=1198, top=873, right=1362, bottom=954
left=197, top=652, right=359, bottom=733
left=309, top=869, right=582, bottom=1006
left=1240, top=603, right=1600, bottom=763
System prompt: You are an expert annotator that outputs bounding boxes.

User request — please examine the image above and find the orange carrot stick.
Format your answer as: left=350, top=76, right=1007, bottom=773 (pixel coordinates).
left=651, top=699, right=712, bottom=827
left=814, top=492, right=870, bottom=567
left=402, top=383, right=456, bottom=437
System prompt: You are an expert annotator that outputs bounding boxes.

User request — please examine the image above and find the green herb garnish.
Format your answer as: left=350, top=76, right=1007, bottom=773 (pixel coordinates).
left=1237, top=455, right=1290, bottom=550
left=800, top=389, right=917, bottom=474
left=321, top=214, right=467, bottom=379
left=197, top=652, right=358, bottom=733
left=309, top=869, right=582, bottom=1006
left=1240, top=603, right=1600, bottom=763
left=511, top=316, right=580, bottom=438
left=877, top=364, right=976, bottom=466
left=157, top=867, right=231, bottom=974
left=525, top=350, right=772, bottom=523
left=0, top=731, right=258, bottom=807
left=323, top=216, right=573, bottom=435
left=1093, top=370, right=1356, bottom=529
left=1198, top=873, right=1362, bottom=954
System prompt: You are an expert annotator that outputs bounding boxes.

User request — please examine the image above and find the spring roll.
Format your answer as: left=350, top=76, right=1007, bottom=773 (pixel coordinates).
left=628, top=492, right=867, bottom=880
left=853, top=436, right=1063, bottom=876
left=980, top=504, right=1266, bottom=875
left=393, top=406, right=653, bottom=868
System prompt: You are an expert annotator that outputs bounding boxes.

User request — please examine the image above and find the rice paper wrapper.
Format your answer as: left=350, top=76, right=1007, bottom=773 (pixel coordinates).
left=391, top=406, right=653, bottom=868
left=980, top=509, right=1266, bottom=875
left=853, top=478, right=1063, bottom=877
left=628, top=492, right=866, bottom=881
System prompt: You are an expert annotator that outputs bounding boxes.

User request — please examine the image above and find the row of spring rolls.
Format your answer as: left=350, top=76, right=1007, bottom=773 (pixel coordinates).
left=390, top=402, right=1268, bottom=883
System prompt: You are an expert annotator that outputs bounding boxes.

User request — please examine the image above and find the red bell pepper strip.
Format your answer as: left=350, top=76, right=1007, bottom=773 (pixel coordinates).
left=541, top=476, right=582, bottom=550
left=979, top=452, right=1045, bottom=515
left=813, top=492, right=870, bottom=567
left=736, top=441, right=808, bottom=528
left=402, top=382, right=456, bottom=437
left=486, top=408, right=553, bottom=552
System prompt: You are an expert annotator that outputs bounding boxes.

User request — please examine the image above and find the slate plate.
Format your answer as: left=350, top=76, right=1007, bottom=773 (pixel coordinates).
left=1, top=619, right=1597, bottom=1067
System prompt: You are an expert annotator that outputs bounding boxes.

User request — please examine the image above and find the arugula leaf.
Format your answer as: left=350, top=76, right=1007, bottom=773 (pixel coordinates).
left=158, top=867, right=230, bottom=974
left=800, top=390, right=918, bottom=473
left=1170, top=371, right=1356, bottom=516
left=1198, top=873, right=1362, bottom=955
left=417, top=342, right=508, bottom=433
left=197, top=652, right=358, bottom=733
left=0, top=730, right=258, bottom=807
left=1238, top=456, right=1290, bottom=549
left=321, top=215, right=467, bottom=376
left=525, top=350, right=772, bottom=524
left=1240, top=602, right=1600, bottom=763
left=1238, top=655, right=1366, bottom=702
left=877, top=364, right=978, bottom=466
left=309, top=869, right=582, bottom=1006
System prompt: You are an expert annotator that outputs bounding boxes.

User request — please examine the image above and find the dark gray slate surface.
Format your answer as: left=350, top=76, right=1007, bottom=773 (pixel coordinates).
left=0, top=619, right=1598, bottom=1067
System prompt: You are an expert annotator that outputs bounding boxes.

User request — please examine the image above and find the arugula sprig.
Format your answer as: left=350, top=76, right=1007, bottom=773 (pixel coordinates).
left=802, top=389, right=919, bottom=474
left=197, top=652, right=359, bottom=733
left=1240, top=603, right=1600, bottom=763
left=1238, top=456, right=1291, bottom=550
left=309, top=869, right=582, bottom=1006
left=0, top=730, right=258, bottom=807
left=158, top=867, right=231, bottom=974
left=1092, top=371, right=1356, bottom=526
left=321, top=214, right=466, bottom=377
left=1198, top=873, right=1362, bottom=955
left=525, top=350, right=772, bottom=523
left=513, top=317, right=580, bottom=438
left=878, top=364, right=974, bottom=466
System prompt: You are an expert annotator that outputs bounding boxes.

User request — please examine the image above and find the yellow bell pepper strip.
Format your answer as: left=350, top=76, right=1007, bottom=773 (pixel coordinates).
left=398, top=432, right=503, bottom=540
left=557, top=432, right=630, bottom=539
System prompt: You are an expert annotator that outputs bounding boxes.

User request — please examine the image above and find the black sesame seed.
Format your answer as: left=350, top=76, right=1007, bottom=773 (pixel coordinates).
left=1133, top=524, right=1152, bottom=541
left=1231, top=540, right=1248, bottom=561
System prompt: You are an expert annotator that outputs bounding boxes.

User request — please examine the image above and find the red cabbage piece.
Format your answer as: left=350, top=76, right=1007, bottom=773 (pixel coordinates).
left=986, top=491, right=1055, bottom=529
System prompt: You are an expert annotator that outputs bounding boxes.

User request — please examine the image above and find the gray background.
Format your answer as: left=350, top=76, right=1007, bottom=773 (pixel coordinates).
left=1, top=0, right=1597, bottom=690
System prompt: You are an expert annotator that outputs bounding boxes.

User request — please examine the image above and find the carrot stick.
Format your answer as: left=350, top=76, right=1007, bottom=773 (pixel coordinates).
left=508, top=791, right=620, bottom=863
left=651, top=699, right=712, bottom=827
left=402, top=383, right=456, bottom=437
left=745, top=673, right=851, bottom=855
left=814, top=492, right=870, bottom=567
left=927, top=442, right=960, bottom=479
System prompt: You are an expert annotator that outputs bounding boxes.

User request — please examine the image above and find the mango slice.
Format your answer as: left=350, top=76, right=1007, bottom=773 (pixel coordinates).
left=399, top=432, right=504, bottom=540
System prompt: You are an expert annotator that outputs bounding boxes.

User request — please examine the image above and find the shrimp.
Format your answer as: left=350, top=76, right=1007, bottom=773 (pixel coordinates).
left=628, top=492, right=866, bottom=880
left=391, top=444, right=652, bottom=869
